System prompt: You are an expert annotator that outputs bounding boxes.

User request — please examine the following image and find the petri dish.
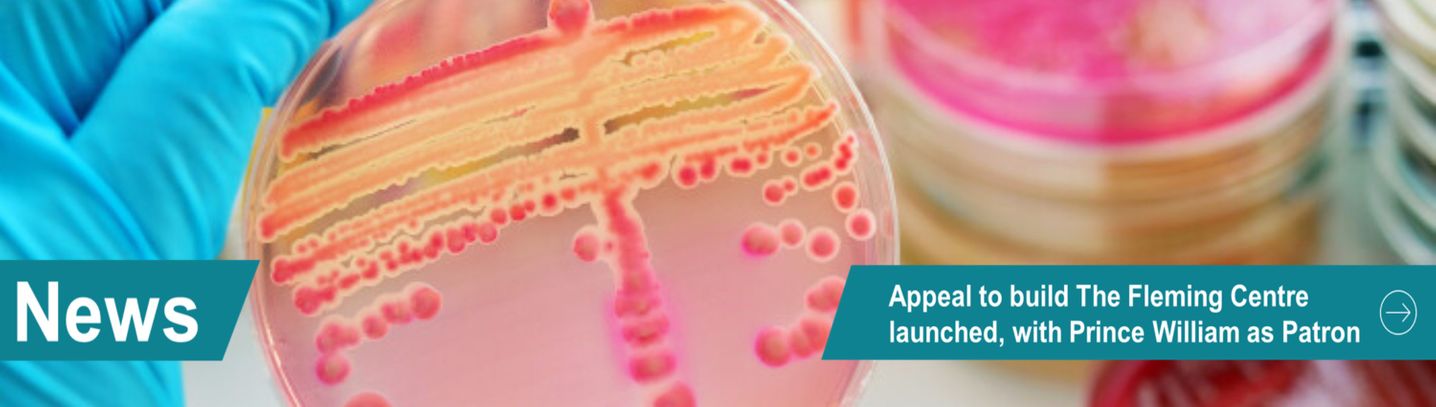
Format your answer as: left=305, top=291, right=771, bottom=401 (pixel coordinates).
left=238, top=0, right=897, bottom=405
left=872, top=73, right=1335, bottom=257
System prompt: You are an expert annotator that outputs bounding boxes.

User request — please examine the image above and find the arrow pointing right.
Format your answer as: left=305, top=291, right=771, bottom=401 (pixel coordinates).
left=1386, top=303, right=1412, bottom=323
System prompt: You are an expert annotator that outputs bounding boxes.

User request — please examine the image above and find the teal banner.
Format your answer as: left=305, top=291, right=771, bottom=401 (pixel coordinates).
left=824, top=265, right=1435, bottom=360
left=0, top=261, right=256, bottom=360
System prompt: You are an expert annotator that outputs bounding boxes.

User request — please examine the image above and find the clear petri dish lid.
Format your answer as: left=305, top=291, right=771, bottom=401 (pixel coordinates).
left=870, top=0, right=1337, bottom=145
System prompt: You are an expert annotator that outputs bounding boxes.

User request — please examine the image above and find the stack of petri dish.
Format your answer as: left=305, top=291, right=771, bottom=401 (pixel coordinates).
left=859, top=0, right=1343, bottom=266
left=1372, top=0, right=1436, bottom=264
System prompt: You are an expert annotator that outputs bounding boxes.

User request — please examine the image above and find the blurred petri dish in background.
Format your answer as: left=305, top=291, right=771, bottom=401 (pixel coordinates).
left=859, top=0, right=1341, bottom=266
left=875, top=78, right=1334, bottom=262
left=239, top=0, right=897, bottom=405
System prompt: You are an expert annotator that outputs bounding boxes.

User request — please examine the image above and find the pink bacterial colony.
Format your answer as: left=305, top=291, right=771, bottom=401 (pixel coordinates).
left=253, top=0, right=879, bottom=405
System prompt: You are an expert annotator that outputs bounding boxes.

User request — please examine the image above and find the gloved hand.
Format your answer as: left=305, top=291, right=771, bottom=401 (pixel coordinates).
left=0, top=0, right=370, bottom=405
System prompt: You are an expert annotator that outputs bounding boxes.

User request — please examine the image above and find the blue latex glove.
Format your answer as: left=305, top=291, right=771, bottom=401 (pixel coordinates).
left=0, top=0, right=370, bottom=405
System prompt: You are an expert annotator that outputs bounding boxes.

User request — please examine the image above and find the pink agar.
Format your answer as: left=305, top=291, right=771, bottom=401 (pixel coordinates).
left=253, top=0, right=884, bottom=404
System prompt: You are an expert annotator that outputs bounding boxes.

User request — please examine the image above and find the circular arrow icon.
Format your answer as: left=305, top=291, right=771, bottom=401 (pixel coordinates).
left=1380, top=290, right=1417, bottom=336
